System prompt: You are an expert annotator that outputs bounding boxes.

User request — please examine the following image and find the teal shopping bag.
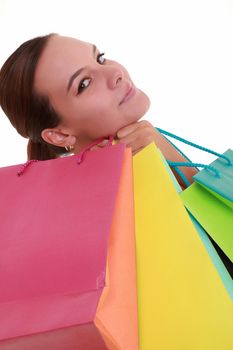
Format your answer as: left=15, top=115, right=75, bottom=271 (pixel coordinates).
left=192, top=149, right=233, bottom=209
left=180, top=150, right=233, bottom=263
left=159, top=150, right=233, bottom=300
left=157, top=128, right=233, bottom=266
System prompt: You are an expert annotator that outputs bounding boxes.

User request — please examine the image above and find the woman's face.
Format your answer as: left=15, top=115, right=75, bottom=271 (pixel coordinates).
left=34, top=34, right=150, bottom=148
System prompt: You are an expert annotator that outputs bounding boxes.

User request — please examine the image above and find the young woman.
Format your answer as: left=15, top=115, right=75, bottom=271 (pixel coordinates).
left=0, top=33, right=197, bottom=185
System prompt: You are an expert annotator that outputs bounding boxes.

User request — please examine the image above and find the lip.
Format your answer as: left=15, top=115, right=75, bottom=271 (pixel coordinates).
left=119, top=85, right=136, bottom=105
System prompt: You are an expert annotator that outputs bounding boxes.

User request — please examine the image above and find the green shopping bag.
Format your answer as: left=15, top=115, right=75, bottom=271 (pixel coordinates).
left=157, top=128, right=233, bottom=265
left=160, top=150, right=233, bottom=300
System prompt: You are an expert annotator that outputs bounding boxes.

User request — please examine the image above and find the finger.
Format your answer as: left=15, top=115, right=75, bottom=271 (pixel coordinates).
left=90, top=145, right=99, bottom=151
left=118, top=128, right=155, bottom=153
left=90, top=138, right=111, bottom=151
left=117, top=119, right=153, bottom=139
left=117, top=121, right=141, bottom=138
left=117, top=132, right=142, bottom=154
left=132, top=146, right=144, bottom=156
left=98, top=139, right=109, bottom=147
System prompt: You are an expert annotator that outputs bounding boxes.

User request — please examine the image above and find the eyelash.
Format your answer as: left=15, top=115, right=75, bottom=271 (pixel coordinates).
left=76, top=52, right=106, bottom=95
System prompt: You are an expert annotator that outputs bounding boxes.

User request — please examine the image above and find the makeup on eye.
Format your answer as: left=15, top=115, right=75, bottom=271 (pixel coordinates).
left=76, top=52, right=106, bottom=95
left=97, top=52, right=106, bottom=64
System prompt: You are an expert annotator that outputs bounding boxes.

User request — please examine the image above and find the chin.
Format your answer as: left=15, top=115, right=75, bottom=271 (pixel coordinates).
left=113, top=90, right=151, bottom=133
left=127, top=92, right=151, bottom=123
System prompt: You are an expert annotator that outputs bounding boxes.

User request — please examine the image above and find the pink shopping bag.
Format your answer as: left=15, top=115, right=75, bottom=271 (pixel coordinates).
left=0, top=137, right=130, bottom=343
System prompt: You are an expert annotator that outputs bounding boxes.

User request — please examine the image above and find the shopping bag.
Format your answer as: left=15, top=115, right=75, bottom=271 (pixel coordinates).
left=0, top=324, right=109, bottom=350
left=0, top=138, right=138, bottom=349
left=93, top=145, right=138, bottom=349
left=156, top=127, right=233, bottom=264
left=133, top=142, right=233, bottom=350
left=160, top=150, right=233, bottom=300
left=180, top=149, right=233, bottom=262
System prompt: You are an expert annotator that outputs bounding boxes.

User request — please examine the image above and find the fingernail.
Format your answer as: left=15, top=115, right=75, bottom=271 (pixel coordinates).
left=99, top=139, right=108, bottom=147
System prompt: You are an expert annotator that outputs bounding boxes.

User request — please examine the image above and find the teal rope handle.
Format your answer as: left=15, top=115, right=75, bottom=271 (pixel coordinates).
left=168, top=161, right=220, bottom=187
left=167, top=162, right=220, bottom=177
left=172, top=166, right=191, bottom=187
left=160, top=135, right=193, bottom=163
left=156, top=127, right=232, bottom=187
left=157, top=127, right=233, bottom=166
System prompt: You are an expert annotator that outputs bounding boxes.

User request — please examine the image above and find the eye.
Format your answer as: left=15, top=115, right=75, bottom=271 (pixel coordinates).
left=97, top=52, right=106, bottom=64
left=76, top=52, right=106, bottom=95
left=76, top=78, right=91, bottom=95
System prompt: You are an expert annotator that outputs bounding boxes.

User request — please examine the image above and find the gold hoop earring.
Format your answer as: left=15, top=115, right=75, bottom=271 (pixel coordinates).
left=65, top=145, right=75, bottom=152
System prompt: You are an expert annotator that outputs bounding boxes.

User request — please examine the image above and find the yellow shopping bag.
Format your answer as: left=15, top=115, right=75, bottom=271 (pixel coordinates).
left=133, top=142, right=233, bottom=350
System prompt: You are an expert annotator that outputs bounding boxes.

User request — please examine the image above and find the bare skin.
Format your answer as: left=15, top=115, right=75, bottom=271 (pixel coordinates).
left=34, top=34, right=196, bottom=186
left=34, top=34, right=150, bottom=152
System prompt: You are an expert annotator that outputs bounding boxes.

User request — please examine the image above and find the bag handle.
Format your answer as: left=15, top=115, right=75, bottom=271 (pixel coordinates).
left=157, top=128, right=232, bottom=166
left=75, top=135, right=114, bottom=164
left=17, top=135, right=115, bottom=176
left=156, top=127, right=233, bottom=187
left=167, top=161, right=220, bottom=187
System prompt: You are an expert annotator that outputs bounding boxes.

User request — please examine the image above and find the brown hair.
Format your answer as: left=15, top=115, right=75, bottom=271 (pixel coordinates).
left=0, top=33, right=67, bottom=160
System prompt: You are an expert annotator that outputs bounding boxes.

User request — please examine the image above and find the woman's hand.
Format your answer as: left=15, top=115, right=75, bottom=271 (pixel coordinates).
left=115, top=120, right=157, bottom=155
left=90, top=120, right=156, bottom=155
left=90, top=119, right=197, bottom=187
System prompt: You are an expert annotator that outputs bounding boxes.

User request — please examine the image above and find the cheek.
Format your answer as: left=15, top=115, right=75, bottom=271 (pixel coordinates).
left=73, top=98, right=121, bottom=137
left=84, top=89, right=150, bottom=135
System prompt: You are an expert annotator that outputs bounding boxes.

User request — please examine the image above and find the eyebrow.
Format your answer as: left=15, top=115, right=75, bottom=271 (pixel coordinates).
left=66, top=44, right=97, bottom=93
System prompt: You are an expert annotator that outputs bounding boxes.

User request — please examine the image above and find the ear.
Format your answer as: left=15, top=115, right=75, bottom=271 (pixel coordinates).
left=41, top=128, right=77, bottom=148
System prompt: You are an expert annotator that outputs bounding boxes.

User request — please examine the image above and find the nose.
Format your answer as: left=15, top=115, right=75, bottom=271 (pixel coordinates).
left=105, top=66, right=124, bottom=89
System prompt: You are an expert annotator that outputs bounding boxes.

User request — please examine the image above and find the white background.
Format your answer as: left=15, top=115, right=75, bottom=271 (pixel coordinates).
left=0, top=0, right=232, bottom=167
